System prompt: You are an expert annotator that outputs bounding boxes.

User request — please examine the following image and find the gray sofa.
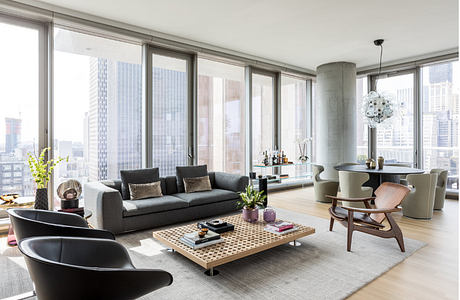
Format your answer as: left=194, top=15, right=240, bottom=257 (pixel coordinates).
left=84, top=172, right=249, bottom=234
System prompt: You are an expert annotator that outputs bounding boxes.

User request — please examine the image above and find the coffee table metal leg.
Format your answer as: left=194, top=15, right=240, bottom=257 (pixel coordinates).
left=204, top=267, right=219, bottom=276
left=289, top=240, right=302, bottom=247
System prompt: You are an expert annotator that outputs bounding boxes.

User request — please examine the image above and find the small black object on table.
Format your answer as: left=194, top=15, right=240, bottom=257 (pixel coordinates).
left=256, top=177, right=268, bottom=208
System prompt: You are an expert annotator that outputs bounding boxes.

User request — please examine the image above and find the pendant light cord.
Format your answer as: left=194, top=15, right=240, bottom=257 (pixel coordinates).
left=378, top=44, right=383, bottom=76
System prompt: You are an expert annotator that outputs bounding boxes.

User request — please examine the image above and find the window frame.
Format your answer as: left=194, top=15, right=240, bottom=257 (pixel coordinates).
left=370, top=68, right=418, bottom=167
left=0, top=13, right=51, bottom=204
left=365, top=59, right=459, bottom=194
left=144, top=45, right=195, bottom=171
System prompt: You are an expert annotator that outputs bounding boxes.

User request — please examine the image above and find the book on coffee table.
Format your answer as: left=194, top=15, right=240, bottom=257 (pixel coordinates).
left=265, top=221, right=294, bottom=232
left=198, top=221, right=234, bottom=233
left=180, top=237, right=224, bottom=249
left=183, top=230, right=220, bottom=245
left=264, top=226, right=298, bottom=235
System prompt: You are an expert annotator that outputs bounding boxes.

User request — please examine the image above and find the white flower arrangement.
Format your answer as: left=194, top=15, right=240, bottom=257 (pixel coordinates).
left=295, top=137, right=312, bottom=162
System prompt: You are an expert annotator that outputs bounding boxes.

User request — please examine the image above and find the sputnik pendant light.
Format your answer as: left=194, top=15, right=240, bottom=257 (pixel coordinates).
left=362, top=39, right=394, bottom=128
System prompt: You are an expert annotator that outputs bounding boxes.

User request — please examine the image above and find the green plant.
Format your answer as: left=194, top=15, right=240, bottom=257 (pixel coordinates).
left=27, top=147, right=68, bottom=189
left=237, top=185, right=267, bottom=209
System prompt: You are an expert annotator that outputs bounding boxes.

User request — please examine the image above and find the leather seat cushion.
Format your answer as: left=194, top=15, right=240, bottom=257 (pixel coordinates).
left=122, top=195, right=188, bottom=217
left=329, top=206, right=384, bottom=228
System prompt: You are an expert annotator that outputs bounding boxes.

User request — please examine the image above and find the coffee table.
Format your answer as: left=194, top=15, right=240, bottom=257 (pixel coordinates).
left=152, top=214, right=315, bottom=276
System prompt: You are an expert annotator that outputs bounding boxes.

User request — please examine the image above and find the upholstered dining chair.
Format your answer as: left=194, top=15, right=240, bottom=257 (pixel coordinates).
left=8, top=209, right=115, bottom=242
left=430, top=169, right=448, bottom=210
left=336, top=162, right=360, bottom=167
left=338, top=171, right=373, bottom=208
left=384, top=163, right=412, bottom=185
left=327, top=182, right=410, bottom=252
left=19, top=236, right=173, bottom=300
left=402, top=173, right=438, bottom=219
left=312, top=164, right=339, bottom=203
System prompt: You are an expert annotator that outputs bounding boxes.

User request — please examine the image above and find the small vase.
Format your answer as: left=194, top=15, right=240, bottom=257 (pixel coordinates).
left=34, top=188, right=48, bottom=210
left=365, top=158, right=372, bottom=169
left=263, top=207, right=276, bottom=223
left=242, top=207, right=259, bottom=223
left=298, top=156, right=308, bottom=163
left=370, top=160, right=377, bottom=169
left=377, top=156, right=384, bottom=169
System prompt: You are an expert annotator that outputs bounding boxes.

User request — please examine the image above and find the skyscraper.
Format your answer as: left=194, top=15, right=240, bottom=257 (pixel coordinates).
left=5, top=118, right=21, bottom=153
left=88, top=58, right=142, bottom=181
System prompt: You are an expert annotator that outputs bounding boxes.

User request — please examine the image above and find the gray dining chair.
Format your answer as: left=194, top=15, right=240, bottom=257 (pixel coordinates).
left=402, top=173, right=437, bottom=219
left=312, top=164, right=339, bottom=203
left=430, top=169, right=448, bottom=210
left=338, top=171, right=373, bottom=208
left=384, top=163, right=412, bottom=185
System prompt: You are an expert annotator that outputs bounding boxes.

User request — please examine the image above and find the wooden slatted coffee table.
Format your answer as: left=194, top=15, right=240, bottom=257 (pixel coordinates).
left=152, top=214, right=315, bottom=276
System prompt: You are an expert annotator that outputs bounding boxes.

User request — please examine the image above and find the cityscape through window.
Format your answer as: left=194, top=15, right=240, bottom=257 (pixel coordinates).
left=53, top=28, right=143, bottom=205
left=421, top=61, right=459, bottom=190
left=0, top=22, right=39, bottom=198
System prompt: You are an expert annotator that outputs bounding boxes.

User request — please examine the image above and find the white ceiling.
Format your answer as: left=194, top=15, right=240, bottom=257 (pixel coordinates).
left=28, top=0, right=459, bottom=70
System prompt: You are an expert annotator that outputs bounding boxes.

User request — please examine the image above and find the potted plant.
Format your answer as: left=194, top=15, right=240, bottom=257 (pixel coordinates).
left=27, top=147, right=67, bottom=210
left=237, top=185, right=267, bottom=223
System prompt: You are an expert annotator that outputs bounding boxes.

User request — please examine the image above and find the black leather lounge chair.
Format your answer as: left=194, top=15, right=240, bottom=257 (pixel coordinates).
left=19, top=236, right=173, bottom=300
left=8, top=209, right=115, bottom=241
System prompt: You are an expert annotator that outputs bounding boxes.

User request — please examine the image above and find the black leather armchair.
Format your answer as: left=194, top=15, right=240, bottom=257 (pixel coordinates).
left=8, top=209, right=115, bottom=241
left=19, top=236, right=173, bottom=300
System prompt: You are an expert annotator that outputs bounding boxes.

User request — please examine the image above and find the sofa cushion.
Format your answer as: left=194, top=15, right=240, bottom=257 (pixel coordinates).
left=164, top=176, right=178, bottom=195
left=120, top=168, right=159, bottom=200
left=122, top=195, right=188, bottom=217
left=174, top=188, right=239, bottom=207
left=128, top=181, right=163, bottom=200
left=184, top=176, right=212, bottom=193
left=176, top=165, right=208, bottom=193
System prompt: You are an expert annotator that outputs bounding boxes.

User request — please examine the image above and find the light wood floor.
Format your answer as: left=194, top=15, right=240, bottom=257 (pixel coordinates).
left=269, top=186, right=458, bottom=300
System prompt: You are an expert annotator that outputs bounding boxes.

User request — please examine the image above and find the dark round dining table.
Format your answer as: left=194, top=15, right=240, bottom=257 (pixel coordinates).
left=334, top=164, right=425, bottom=193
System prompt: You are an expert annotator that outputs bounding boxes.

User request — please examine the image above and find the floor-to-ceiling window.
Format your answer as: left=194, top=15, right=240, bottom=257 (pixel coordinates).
left=197, top=58, right=245, bottom=174
left=356, top=77, right=369, bottom=162
left=0, top=20, right=40, bottom=198
left=375, top=73, right=415, bottom=165
left=281, top=75, right=307, bottom=177
left=151, top=52, right=189, bottom=176
left=252, top=72, right=275, bottom=166
left=421, top=61, right=459, bottom=191
left=54, top=28, right=142, bottom=205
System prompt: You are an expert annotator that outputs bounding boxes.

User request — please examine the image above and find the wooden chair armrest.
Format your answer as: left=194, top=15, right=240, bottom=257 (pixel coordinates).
left=325, top=195, right=375, bottom=202
left=341, top=206, right=401, bottom=214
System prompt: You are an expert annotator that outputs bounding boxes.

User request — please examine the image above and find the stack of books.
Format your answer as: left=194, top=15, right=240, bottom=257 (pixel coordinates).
left=264, top=221, right=298, bottom=235
left=198, top=219, right=234, bottom=233
left=180, top=230, right=224, bottom=249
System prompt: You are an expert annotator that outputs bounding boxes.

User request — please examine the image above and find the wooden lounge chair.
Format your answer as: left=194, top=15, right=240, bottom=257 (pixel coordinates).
left=327, top=182, right=410, bottom=252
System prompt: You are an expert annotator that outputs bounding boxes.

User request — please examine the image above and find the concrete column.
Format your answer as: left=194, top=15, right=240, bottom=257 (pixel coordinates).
left=316, top=62, right=357, bottom=179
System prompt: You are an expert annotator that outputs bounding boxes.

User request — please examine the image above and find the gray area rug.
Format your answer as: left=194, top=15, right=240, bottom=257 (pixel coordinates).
left=0, top=209, right=425, bottom=300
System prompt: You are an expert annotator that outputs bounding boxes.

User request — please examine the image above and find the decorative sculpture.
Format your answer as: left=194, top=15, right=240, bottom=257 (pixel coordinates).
left=57, top=179, right=82, bottom=209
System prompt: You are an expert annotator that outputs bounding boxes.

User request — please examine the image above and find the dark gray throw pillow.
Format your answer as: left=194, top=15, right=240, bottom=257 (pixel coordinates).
left=120, top=168, right=160, bottom=200
left=176, top=165, right=208, bottom=193
left=183, top=176, right=212, bottom=193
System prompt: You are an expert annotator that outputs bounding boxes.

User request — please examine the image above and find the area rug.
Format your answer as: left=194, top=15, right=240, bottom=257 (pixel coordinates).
left=0, top=208, right=425, bottom=299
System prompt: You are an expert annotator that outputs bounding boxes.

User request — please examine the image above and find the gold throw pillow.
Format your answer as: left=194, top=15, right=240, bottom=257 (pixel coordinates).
left=183, top=175, right=212, bottom=193
left=128, top=181, right=163, bottom=200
